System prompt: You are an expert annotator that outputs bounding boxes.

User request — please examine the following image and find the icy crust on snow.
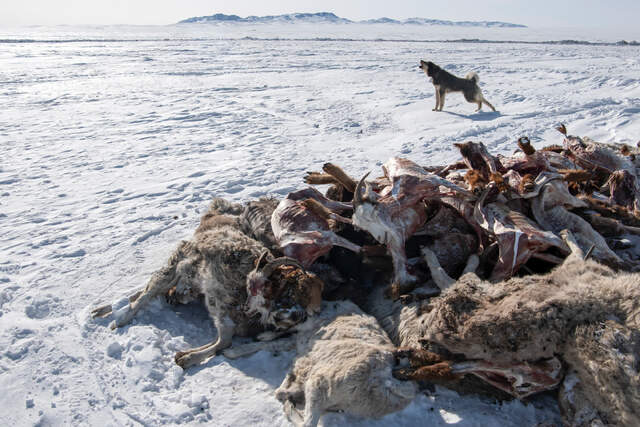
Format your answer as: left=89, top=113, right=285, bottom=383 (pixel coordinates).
left=1, top=23, right=639, bottom=425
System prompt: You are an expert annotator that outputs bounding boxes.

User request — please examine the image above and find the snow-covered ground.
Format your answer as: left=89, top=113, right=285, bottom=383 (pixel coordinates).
left=1, top=23, right=639, bottom=426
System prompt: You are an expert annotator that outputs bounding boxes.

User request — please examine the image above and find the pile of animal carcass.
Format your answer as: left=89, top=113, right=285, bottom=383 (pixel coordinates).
left=94, top=125, right=640, bottom=427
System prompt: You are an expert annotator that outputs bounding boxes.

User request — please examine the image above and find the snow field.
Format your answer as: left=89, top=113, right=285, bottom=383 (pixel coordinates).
left=1, top=24, right=639, bottom=425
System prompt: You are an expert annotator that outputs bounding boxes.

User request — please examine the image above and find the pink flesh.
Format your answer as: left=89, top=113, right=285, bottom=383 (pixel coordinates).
left=272, top=188, right=360, bottom=268
left=452, top=357, right=563, bottom=399
left=473, top=183, right=567, bottom=281
left=353, top=158, right=472, bottom=285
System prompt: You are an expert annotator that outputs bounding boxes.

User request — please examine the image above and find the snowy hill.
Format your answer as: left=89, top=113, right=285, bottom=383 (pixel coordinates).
left=178, top=12, right=526, bottom=28
left=180, top=12, right=352, bottom=24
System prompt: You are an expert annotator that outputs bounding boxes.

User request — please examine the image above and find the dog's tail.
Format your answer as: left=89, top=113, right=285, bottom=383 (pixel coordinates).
left=465, top=72, right=479, bottom=84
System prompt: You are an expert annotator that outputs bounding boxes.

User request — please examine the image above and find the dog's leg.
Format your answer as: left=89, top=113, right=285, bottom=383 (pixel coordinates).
left=433, top=87, right=440, bottom=111
left=438, top=89, right=446, bottom=111
left=476, top=101, right=482, bottom=112
left=482, top=97, right=496, bottom=112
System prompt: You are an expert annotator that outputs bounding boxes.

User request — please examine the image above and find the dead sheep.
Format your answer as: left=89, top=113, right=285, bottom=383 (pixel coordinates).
left=225, top=300, right=417, bottom=427
left=395, top=230, right=640, bottom=425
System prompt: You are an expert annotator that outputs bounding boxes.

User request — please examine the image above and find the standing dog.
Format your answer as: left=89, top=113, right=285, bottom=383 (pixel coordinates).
left=419, top=60, right=496, bottom=112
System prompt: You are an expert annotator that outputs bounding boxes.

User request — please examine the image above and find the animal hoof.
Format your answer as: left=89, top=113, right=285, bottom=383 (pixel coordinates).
left=392, top=367, right=415, bottom=381
left=91, top=304, right=112, bottom=319
left=174, top=351, right=195, bottom=369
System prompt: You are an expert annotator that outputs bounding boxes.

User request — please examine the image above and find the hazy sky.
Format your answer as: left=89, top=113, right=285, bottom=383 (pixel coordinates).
left=1, top=0, right=638, bottom=29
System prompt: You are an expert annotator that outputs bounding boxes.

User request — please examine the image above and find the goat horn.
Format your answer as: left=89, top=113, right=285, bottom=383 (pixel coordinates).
left=252, top=250, right=270, bottom=272
left=555, top=123, right=567, bottom=135
left=261, top=257, right=306, bottom=278
left=353, top=171, right=371, bottom=207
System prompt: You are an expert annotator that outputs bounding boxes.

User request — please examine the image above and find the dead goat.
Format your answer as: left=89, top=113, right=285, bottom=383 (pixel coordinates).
left=92, top=198, right=311, bottom=368
left=245, top=251, right=324, bottom=330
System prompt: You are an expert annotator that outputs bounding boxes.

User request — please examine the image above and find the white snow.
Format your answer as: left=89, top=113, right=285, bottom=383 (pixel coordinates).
left=1, top=22, right=639, bottom=426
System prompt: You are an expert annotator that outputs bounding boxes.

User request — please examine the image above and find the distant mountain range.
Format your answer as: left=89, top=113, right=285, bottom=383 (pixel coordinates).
left=178, top=12, right=526, bottom=28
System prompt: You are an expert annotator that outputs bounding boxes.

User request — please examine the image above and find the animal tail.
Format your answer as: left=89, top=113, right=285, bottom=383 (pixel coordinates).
left=465, top=72, right=479, bottom=83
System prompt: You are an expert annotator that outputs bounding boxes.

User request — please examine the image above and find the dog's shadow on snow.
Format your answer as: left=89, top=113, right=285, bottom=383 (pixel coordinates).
left=442, top=110, right=501, bottom=121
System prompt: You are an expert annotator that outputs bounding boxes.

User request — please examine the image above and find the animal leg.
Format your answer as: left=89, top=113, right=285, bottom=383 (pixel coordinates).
left=100, top=241, right=190, bottom=328
left=325, top=231, right=362, bottom=253
left=302, top=199, right=352, bottom=225
left=222, top=335, right=295, bottom=359
left=174, top=315, right=235, bottom=368
left=389, top=238, right=417, bottom=298
left=91, top=288, right=143, bottom=318
left=301, top=382, right=325, bottom=427
left=560, top=230, right=584, bottom=258
left=422, top=247, right=455, bottom=290
left=438, top=89, right=446, bottom=111
left=475, top=101, right=482, bottom=112
left=482, top=97, right=496, bottom=112
left=304, top=172, right=337, bottom=186
left=110, top=266, right=180, bottom=329
left=433, top=88, right=440, bottom=111
left=300, top=188, right=352, bottom=212
left=322, top=163, right=356, bottom=192
left=394, top=362, right=456, bottom=382
left=283, top=400, right=305, bottom=427
left=462, top=254, right=480, bottom=275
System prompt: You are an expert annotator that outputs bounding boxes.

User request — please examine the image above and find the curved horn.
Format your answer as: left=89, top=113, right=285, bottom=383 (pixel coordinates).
left=353, top=171, right=371, bottom=207
left=253, top=250, right=270, bottom=271
left=262, top=257, right=306, bottom=278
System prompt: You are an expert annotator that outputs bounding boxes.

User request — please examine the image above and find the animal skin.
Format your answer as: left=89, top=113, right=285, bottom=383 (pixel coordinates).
left=413, top=231, right=640, bottom=424
left=271, top=187, right=361, bottom=267
left=351, top=157, right=473, bottom=295
left=559, top=124, right=640, bottom=213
